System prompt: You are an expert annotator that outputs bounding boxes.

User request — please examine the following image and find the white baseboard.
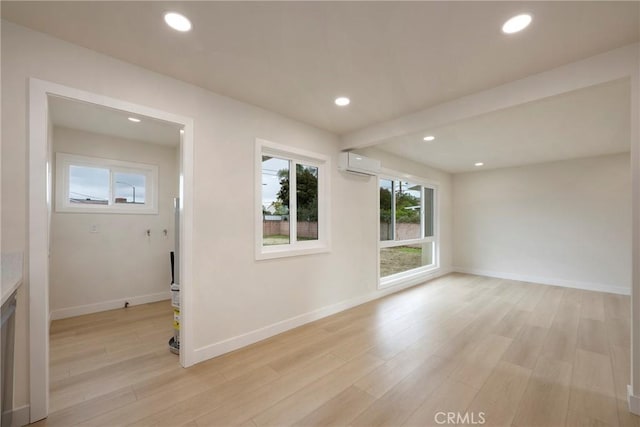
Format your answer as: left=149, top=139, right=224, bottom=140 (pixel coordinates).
left=628, top=385, right=640, bottom=415
left=6, top=404, right=29, bottom=427
left=453, top=266, right=630, bottom=295
left=50, top=291, right=171, bottom=320
left=193, top=267, right=452, bottom=364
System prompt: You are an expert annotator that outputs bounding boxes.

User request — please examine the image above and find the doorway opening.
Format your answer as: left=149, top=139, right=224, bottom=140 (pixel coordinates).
left=28, top=79, right=194, bottom=423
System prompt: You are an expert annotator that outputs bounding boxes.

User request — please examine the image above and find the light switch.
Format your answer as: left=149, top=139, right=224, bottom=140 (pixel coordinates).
left=90, top=224, right=99, bottom=233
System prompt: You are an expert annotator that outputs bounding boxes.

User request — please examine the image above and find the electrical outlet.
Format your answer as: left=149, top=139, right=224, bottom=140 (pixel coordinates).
left=90, top=224, right=99, bottom=233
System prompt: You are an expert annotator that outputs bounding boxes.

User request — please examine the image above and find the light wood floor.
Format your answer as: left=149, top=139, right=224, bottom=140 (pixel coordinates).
left=35, top=273, right=640, bottom=426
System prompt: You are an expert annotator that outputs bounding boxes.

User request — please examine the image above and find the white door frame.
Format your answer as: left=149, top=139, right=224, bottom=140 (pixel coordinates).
left=28, top=78, right=195, bottom=422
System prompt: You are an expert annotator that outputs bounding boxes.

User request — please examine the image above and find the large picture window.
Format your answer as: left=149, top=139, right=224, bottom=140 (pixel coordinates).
left=256, top=139, right=330, bottom=259
left=379, top=176, right=437, bottom=287
left=55, top=153, right=158, bottom=214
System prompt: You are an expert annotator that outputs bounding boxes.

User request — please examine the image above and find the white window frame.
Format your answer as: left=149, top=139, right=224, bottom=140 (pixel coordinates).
left=378, top=171, right=440, bottom=289
left=255, top=138, right=331, bottom=260
left=55, top=152, right=159, bottom=214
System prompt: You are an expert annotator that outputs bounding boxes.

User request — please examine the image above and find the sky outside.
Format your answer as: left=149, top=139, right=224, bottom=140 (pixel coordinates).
left=262, top=157, right=288, bottom=210
left=398, top=181, right=421, bottom=198
left=380, top=179, right=421, bottom=198
left=114, top=172, right=146, bottom=202
left=69, top=165, right=146, bottom=203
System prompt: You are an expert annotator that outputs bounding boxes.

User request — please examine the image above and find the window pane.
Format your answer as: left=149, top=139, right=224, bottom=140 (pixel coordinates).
left=395, top=181, right=421, bottom=240
left=296, top=164, right=318, bottom=241
left=424, top=187, right=434, bottom=237
left=262, top=156, right=290, bottom=246
left=114, top=172, right=146, bottom=204
left=69, top=165, right=109, bottom=205
left=380, top=179, right=394, bottom=241
left=380, top=242, right=434, bottom=278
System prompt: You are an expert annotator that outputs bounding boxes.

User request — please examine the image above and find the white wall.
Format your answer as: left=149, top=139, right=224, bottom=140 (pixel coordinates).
left=453, top=152, right=631, bottom=294
left=50, top=127, right=178, bottom=318
left=1, top=21, right=453, bottom=410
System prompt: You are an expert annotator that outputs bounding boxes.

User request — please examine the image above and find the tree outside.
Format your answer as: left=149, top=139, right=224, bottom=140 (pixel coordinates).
left=263, top=164, right=318, bottom=245
left=277, top=165, right=318, bottom=222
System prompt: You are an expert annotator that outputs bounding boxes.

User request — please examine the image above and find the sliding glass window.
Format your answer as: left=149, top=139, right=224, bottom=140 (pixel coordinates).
left=256, top=138, right=329, bottom=260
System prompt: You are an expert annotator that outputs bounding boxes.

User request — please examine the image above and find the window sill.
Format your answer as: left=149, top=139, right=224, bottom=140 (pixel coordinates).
left=256, top=243, right=330, bottom=261
left=378, top=265, right=440, bottom=290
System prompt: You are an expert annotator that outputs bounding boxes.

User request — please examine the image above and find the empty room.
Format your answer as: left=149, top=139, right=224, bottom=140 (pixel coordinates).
left=1, top=2, right=639, bottom=427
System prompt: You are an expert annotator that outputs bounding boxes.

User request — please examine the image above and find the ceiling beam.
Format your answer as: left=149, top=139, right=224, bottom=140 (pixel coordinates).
left=341, top=43, right=639, bottom=150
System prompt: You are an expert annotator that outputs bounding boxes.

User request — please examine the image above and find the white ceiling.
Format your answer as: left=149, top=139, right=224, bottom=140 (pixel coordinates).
left=376, top=78, right=631, bottom=173
left=2, top=1, right=638, bottom=135
left=49, top=96, right=181, bottom=147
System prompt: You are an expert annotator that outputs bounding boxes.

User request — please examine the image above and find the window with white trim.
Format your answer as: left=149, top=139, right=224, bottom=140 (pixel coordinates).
left=256, top=139, right=330, bottom=259
left=55, top=153, right=158, bottom=214
left=379, top=176, right=438, bottom=286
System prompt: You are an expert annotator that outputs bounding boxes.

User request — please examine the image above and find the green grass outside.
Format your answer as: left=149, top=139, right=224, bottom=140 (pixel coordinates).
left=263, top=235, right=289, bottom=246
left=380, top=245, right=424, bottom=277
left=263, top=234, right=317, bottom=246
left=394, top=246, right=421, bottom=254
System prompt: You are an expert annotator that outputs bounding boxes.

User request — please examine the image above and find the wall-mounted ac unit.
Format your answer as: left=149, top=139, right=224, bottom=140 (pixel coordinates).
left=338, top=152, right=381, bottom=176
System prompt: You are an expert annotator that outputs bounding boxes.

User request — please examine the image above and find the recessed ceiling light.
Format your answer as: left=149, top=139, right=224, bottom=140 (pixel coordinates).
left=475, top=162, right=484, bottom=167
left=423, top=136, right=435, bottom=141
left=128, top=117, right=141, bottom=123
left=502, top=14, right=532, bottom=34
left=164, top=12, right=192, bottom=32
left=334, top=97, right=350, bottom=107
left=180, top=129, right=185, bottom=134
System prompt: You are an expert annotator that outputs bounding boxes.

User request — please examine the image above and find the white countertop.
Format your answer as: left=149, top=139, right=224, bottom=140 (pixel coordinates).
left=2, top=252, right=23, bottom=305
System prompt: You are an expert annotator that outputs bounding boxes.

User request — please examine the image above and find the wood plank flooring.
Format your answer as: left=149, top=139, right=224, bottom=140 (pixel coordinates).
left=35, top=273, right=640, bottom=426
